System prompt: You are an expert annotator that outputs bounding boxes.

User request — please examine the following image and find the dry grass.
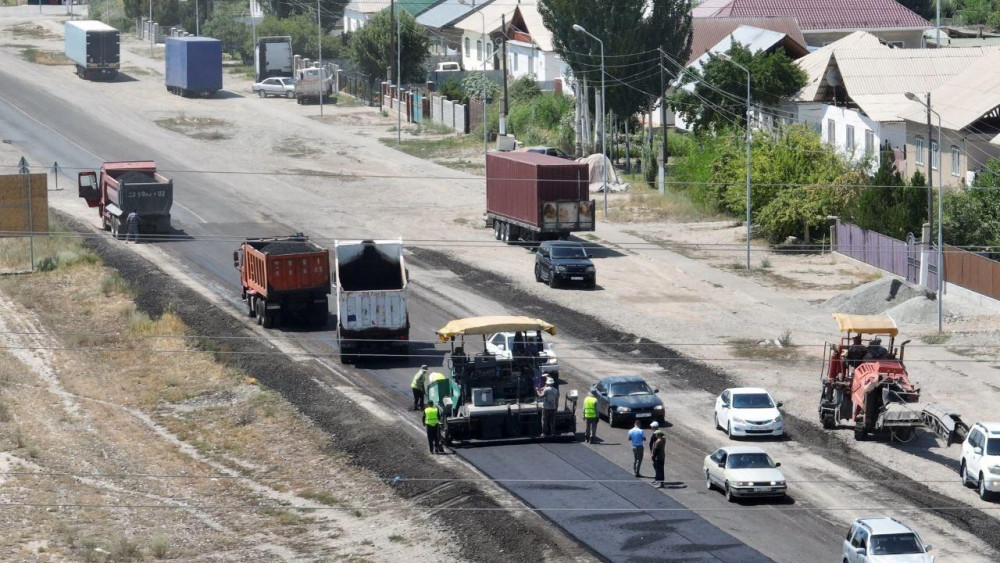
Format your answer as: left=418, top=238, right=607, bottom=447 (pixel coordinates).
left=7, top=23, right=56, bottom=39
left=729, top=338, right=797, bottom=361
left=608, top=190, right=720, bottom=223
left=21, top=48, right=72, bottom=66
left=155, top=115, right=232, bottom=141
left=274, top=137, right=324, bottom=159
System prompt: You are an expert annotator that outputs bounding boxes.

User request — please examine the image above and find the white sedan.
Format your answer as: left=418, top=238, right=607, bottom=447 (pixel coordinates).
left=252, top=77, right=295, bottom=98
left=486, top=332, right=559, bottom=374
left=704, top=446, right=787, bottom=502
left=715, top=387, right=784, bottom=438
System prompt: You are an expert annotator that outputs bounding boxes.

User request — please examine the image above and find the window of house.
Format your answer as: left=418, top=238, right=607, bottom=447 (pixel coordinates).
left=865, top=130, right=875, bottom=155
left=476, top=40, right=482, bottom=61
left=464, top=37, right=470, bottom=56
left=827, top=119, right=836, bottom=145
left=486, top=42, right=493, bottom=60
left=951, top=145, right=960, bottom=176
left=915, top=137, right=924, bottom=165
left=846, top=125, right=855, bottom=151
left=931, top=140, right=939, bottom=170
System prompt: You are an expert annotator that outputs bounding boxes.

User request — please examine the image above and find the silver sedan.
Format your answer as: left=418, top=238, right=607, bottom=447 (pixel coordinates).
left=252, top=77, right=295, bottom=98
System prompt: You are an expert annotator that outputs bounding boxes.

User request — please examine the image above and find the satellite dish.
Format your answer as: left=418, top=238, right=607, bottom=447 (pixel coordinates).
left=825, top=68, right=842, bottom=88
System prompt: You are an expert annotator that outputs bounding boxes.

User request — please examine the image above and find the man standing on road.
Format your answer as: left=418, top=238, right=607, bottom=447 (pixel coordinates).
left=537, top=377, right=559, bottom=437
left=423, top=400, right=441, bottom=454
left=628, top=420, right=645, bottom=477
left=125, top=211, right=140, bottom=244
left=583, top=393, right=599, bottom=444
left=411, top=365, right=428, bottom=411
left=650, top=422, right=666, bottom=488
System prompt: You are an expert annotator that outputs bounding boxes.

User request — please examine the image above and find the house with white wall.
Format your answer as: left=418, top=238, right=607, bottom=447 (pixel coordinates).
left=791, top=31, right=1000, bottom=172
left=343, top=0, right=441, bottom=32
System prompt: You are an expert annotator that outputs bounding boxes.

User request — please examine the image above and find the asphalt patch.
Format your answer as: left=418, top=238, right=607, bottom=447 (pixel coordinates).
left=409, top=246, right=1000, bottom=557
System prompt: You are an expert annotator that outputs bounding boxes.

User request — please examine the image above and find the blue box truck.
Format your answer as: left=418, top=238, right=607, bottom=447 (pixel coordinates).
left=165, top=37, right=223, bottom=97
left=65, top=20, right=120, bottom=81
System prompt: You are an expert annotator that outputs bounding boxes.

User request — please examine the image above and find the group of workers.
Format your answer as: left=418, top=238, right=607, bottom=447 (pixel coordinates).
left=412, top=365, right=445, bottom=453
left=629, top=420, right=668, bottom=487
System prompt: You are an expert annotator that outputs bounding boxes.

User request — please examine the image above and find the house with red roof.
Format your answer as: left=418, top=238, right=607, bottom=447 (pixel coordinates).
left=693, top=0, right=931, bottom=49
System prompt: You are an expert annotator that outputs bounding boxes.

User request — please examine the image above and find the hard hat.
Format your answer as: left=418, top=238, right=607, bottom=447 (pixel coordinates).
left=650, top=421, right=659, bottom=428
left=421, top=364, right=428, bottom=369
left=546, top=377, right=555, bottom=385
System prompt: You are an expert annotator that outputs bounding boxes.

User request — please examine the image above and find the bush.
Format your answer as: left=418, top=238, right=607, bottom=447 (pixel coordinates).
left=438, top=77, right=465, bottom=102
left=508, top=75, right=541, bottom=101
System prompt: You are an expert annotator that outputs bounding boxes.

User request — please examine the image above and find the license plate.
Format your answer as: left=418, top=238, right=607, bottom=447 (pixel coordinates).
left=635, top=413, right=651, bottom=418
left=754, top=487, right=773, bottom=492
left=571, top=276, right=584, bottom=280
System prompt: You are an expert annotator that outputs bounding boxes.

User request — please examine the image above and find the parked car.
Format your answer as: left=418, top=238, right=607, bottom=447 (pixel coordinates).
left=842, top=517, right=934, bottom=562
left=703, top=446, right=787, bottom=502
left=526, top=146, right=573, bottom=160
left=960, top=421, right=1000, bottom=501
left=252, top=77, right=295, bottom=98
left=534, top=241, right=596, bottom=289
left=590, top=375, right=664, bottom=427
left=714, top=387, right=784, bottom=439
left=436, top=61, right=461, bottom=72
left=485, top=331, right=559, bottom=374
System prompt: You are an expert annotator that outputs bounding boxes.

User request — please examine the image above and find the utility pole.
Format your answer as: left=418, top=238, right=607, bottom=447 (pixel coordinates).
left=500, top=14, right=509, bottom=136
left=926, top=92, right=933, bottom=223
left=397, top=11, right=401, bottom=147
left=318, top=0, right=323, bottom=118
left=389, top=0, right=396, bottom=84
left=18, top=157, right=34, bottom=272
left=149, top=0, right=154, bottom=57
left=195, top=0, right=200, bottom=36
left=658, top=48, right=668, bottom=195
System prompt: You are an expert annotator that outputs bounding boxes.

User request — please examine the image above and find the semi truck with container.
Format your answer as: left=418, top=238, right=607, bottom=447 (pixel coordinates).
left=486, top=152, right=595, bottom=244
left=254, top=36, right=294, bottom=83
left=234, top=235, right=331, bottom=329
left=165, top=37, right=223, bottom=97
left=77, top=161, right=173, bottom=237
left=64, top=20, right=120, bottom=80
left=334, top=240, right=409, bottom=363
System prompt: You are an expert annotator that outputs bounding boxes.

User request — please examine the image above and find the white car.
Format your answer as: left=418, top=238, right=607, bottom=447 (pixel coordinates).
left=960, top=421, right=1000, bottom=500
left=703, top=446, right=787, bottom=502
left=486, top=332, right=559, bottom=374
left=715, top=387, right=784, bottom=438
left=842, top=517, right=934, bottom=562
left=252, top=77, right=295, bottom=98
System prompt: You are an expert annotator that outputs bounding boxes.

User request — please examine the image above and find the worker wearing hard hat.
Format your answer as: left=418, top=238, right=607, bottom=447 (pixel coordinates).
left=583, top=393, right=599, bottom=444
left=411, top=365, right=428, bottom=411
left=650, top=421, right=666, bottom=488
left=536, top=377, right=559, bottom=438
left=423, top=400, right=442, bottom=454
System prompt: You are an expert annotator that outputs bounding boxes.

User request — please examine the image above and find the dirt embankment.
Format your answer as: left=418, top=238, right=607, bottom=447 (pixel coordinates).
left=56, top=214, right=590, bottom=563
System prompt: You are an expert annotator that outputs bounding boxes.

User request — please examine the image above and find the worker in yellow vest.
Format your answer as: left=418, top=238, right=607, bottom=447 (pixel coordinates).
left=423, top=400, right=442, bottom=454
left=583, top=394, right=599, bottom=443
left=411, top=365, right=428, bottom=411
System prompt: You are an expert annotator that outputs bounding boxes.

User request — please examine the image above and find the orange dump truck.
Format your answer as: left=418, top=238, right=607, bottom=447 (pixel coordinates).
left=234, top=235, right=331, bottom=328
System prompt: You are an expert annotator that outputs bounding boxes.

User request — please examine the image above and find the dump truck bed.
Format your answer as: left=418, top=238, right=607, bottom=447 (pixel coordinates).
left=243, top=239, right=331, bottom=298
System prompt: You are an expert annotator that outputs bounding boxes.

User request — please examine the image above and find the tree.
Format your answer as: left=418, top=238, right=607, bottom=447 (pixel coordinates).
left=347, top=9, right=430, bottom=84
left=540, top=0, right=692, bottom=119
left=897, top=0, right=934, bottom=19
left=202, top=9, right=253, bottom=63
left=848, top=148, right=926, bottom=239
left=259, top=0, right=348, bottom=27
left=941, top=159, right=1000, bottom=249
left=668, top=42, right=806, bottom=134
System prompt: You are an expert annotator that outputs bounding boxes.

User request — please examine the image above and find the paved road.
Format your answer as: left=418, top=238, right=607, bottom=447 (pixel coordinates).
left=0, top=66, right=843, bottom=562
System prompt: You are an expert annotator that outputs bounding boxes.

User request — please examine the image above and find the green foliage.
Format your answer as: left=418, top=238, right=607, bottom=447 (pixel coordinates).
left=347, top=10, right=431, bottom=84
left=941, top=159, right=1000, bottom=248
left=507, top=93, right=576, bottom=152
left=461, top=72, right=501, bottom=102
left=641, top=142, right=657, bottom=185
left=848, top=148, right=926, bottom=239
left=202, top=8, right=253, bottom=63
left=540, top=0, right=692, bottom=118
left=437, top=77, right=465, bottom=102
left=122, top=0, right=211, bottom=33
left=669, top=42, right=807, bottom=133
left=509, top=74, right=542, bottom=101
left=258, top=0, right=348, bottom=23
left=897, top=0, right=935, bottom=18
left=951, top=0, right=1000, bottom=27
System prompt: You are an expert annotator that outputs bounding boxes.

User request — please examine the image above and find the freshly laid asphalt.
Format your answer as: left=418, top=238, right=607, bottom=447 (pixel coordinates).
left=460, top=442, right=769, bottom=562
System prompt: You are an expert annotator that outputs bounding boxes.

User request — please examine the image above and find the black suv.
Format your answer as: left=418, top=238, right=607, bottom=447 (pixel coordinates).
left=534, top=241, right=596, bottom=289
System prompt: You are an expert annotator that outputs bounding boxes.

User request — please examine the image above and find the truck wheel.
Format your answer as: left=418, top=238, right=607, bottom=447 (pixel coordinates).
left=255, top=298, right=264, bottom=325
left=246, top=295, right=255, bottom=318
left=534, top=264, right=542, bottom=283
left=493, top=222, right=501, bottom=240
left=854, top=426, right=867, bottom=441
left=262, top=310, right=275, bottom=329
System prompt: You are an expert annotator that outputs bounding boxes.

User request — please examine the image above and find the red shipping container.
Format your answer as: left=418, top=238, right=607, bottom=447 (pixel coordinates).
left=486, top=152, right=592, bottom=233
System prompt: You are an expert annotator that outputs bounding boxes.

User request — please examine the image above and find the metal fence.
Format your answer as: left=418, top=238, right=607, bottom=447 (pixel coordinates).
left=340, top=71, right=374, bottom=105
left=835, top=220, right=918, bottom=283
left=944, top=244, right=1000, bottom=301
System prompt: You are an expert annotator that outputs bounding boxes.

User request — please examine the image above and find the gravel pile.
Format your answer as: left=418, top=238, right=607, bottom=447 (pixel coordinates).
left=821, top=277, right=926, bottom=315
left=886, top=293, right=989, bottom=325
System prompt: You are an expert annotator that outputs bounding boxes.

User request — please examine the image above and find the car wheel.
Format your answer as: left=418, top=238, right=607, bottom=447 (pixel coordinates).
left=705, top=470, right=714, bottom=491
left=534, top=264, right=542, bottom=283
left=727, top=422, right=735, bottom=440
left=980, top=474, right=993, bottom=501
left=285, top=91, right=293, bottom=98
left=608, top=409, right=615, bottom=428
left=715, top=413, right=723, bottom=431
left=258, top=89, right=265, bottom=98
left=725, top=482, right=736, bottom=503
left=548, top=269, right=559, bottom=288
left=961, top=461, right=971, bottom=487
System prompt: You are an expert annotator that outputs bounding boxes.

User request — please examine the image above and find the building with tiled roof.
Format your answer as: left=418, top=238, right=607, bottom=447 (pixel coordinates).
left=693, top=0, right=931, bottom=48
left=690, top=17, right=807, bottom=63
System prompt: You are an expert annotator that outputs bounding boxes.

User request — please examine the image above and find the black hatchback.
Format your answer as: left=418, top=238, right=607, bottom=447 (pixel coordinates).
left=534, top=241, right=596, bottom=289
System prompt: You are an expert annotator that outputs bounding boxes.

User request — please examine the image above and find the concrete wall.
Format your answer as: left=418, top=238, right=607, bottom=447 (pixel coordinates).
left=803, top=28, right=927, bottom=48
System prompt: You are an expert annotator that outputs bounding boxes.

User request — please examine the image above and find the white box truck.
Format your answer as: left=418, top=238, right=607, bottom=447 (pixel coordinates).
left=254, top=36, right=293, bottom=83
left=334, top=240, right=409, bottom=363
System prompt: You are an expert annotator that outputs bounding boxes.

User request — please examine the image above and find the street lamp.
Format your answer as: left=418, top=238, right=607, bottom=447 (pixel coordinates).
left=718, top=52, right=752, bottom=271
left=573, top=24, right=607, bottom=218
left=906, top=91, right=944, bottom=333
left=459, top=0, right=488, bottom=160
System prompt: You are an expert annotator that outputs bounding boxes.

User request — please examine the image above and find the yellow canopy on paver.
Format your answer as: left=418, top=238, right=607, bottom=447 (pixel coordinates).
left=437, top=316, right=556, bottom=342
left=832, top=313, right=899, bottom=337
